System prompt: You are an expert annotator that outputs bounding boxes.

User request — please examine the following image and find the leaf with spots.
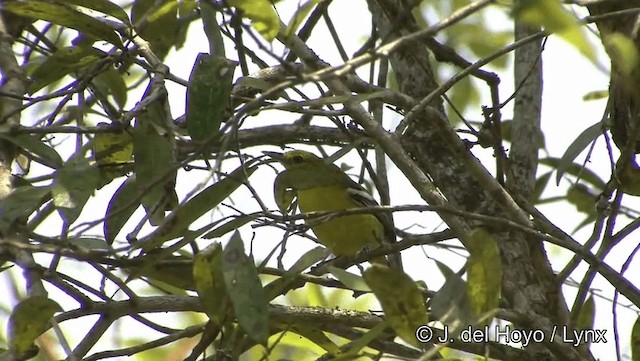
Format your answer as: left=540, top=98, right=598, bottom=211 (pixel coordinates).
left=186, top=54, right=236, bottom=142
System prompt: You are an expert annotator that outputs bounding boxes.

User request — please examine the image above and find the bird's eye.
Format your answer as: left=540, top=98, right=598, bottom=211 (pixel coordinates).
left=291, top=155, right=304, bottom=163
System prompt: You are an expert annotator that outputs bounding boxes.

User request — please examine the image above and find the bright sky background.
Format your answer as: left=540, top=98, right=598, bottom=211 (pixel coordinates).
left=2, top=1, right=638, bottom=360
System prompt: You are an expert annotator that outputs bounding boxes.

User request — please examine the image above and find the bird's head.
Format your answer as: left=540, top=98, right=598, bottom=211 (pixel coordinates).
left=263, top=150, right=324, bottom=170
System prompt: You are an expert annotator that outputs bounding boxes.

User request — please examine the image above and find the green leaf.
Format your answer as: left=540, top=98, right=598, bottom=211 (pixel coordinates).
left=193, top=242, right=228, bottom=324
left=104, top=177, right=140, bottom=244
left=125, top=253, right=195, bottom=292
left=327, top=266, right=370, bottom=293
left=64, top=0, right=131, bottom=24
left=264, top=247, right=330, bottom=300
left=144, top=163, right=258, bottom=250
left=133, top=95, right=172, bottom=189
left=133, top=86, right=176, bottom=226
left=465, top=228, right=501, bottom=322
left=145, top=190, right=178, bottom=227
left=179, top=0, right=198, bottom=18
left=202, top=214, right=258, bottom=239
left=618, top=158, right=640, bottom=196
left=3, top=1, right=122, bottom=48
left=554, top=121, right=604, bottom=186
left=52, top=162, right=100, bottom=224
left=576, top=295, right=595, bottom=332
left=67, top=237, right=111, bottom=251
left=284, top=0, right=321, bottom=39
left=223, top=231, right=269, bottom=344
left=514, top=0, right=595, bottom=61
left=434, top=260, right=455, bottom=278
left=582, top=90, right=608, bottom=101
left=228, top=0, right=280, bottom=41
left=132, top=0, right=178, bottom=59
left=201, top=1, right=225, bottom=56
left=567, top=184, right=597, bottom=214
left=430, top=261, right=475, bottom=335
left=632, top=316, right=640, bottom=361
left=337, top=322, right=390, bottom=359
left=92, top=67, right=128, bottom=109
left=541, top=157, right=606, bottom=191
left=186, top=54, right=237, bottom=142
left=0, top=186, right=50, bottom=234
left=461, top=25, right=511, bottom=68
left=8, top=297, right=62, bottom=357
left=287, top=324, right=341, bottom=355
left=0, top=133, right=63, bottom=169
left=363, top=265, right=428, bottom=347
left=532, top=171, right=552, bottom=203
left=573, top=212, right=597, bottom=234
left=25, top=46, right=103, bottom=94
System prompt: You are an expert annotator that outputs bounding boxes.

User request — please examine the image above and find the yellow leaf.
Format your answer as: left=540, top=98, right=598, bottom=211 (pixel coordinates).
left=92, top=122, right=134, bottom=166
left=228, top=0, right=280, bottom=41
left=363, top=265, right=428, bottom=347
left=8, top=297, right=62, bottom=357
left=466, top=228, right=501, bottom=321
left=193, top=242, right=228, bottom=325
left=605, top=33, right=640, bottom=77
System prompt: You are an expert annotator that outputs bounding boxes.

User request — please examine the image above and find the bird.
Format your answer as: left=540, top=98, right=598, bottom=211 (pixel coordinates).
left=264, top=149, right=402, bottom=270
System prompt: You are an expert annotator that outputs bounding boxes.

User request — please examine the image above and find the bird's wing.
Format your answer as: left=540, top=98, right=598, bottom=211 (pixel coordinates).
left=344, top=177, right=403, bottom=270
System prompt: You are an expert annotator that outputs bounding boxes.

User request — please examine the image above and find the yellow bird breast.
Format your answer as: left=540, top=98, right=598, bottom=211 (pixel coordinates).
left=295, top=186, right=383, bottom=256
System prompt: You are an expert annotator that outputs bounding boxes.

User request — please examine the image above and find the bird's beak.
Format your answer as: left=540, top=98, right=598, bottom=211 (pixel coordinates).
left=262, top=151, right=286, bottom=163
